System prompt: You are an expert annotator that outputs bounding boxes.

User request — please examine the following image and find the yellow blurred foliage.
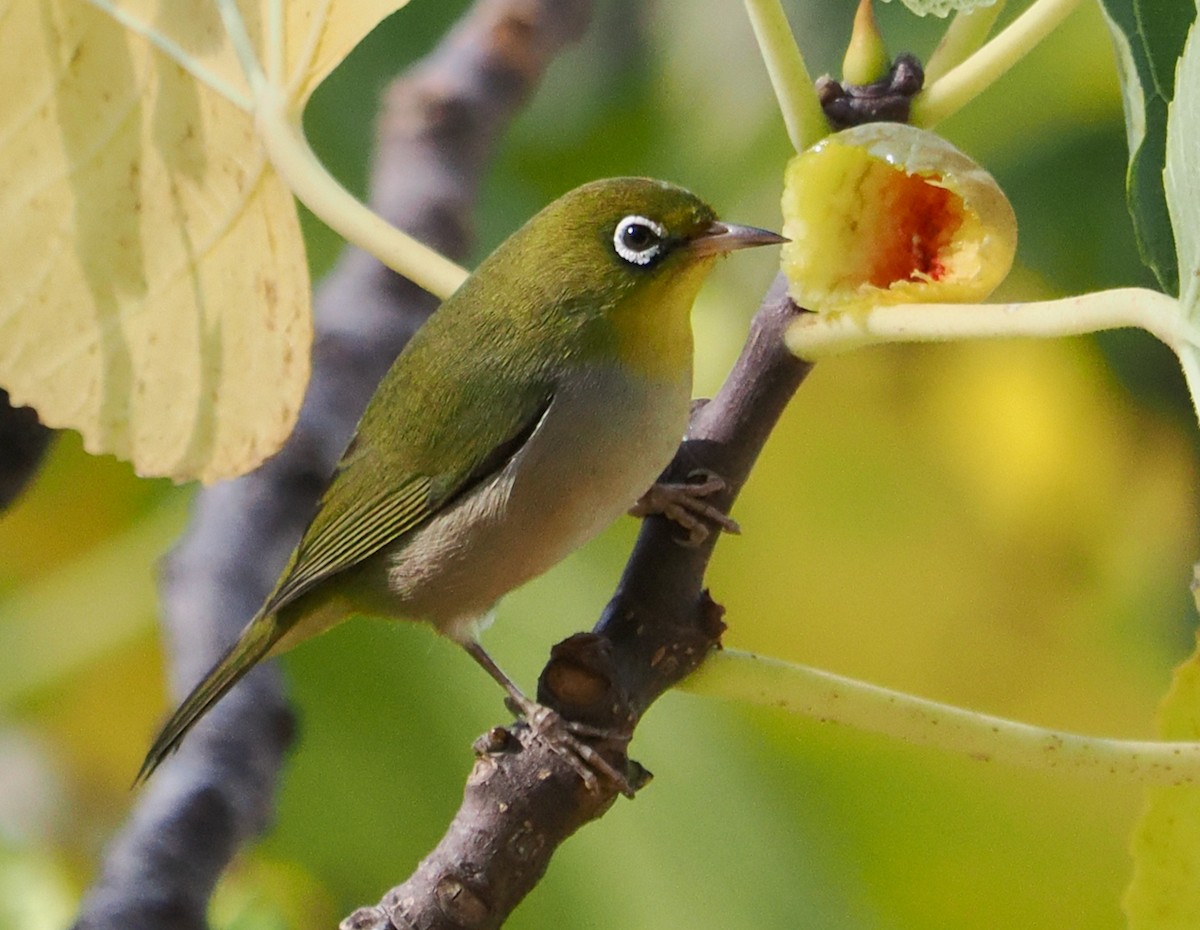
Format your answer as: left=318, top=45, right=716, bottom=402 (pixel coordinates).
left=713, top=333, right=1197, bottom=730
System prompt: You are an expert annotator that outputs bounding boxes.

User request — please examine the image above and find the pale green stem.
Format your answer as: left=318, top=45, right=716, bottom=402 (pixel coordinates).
left=84, top=0, right=252, bottom=111
left=682, top=650, right=1200, bottom=785
left=786, top=288, right=1196, bottom=357
left=923, top=1, right=1007, bottom=84
left=787, top=288, right=1200, bottom=430
left=215, top=0, right=468, bottom=299
left=911, top=0, right=1082, bottom=127
left=1176, top=344, right=1200, bottom=427
left=743, top=0, right=829, bottom=151
left=253, top=86, right=468, bottom=300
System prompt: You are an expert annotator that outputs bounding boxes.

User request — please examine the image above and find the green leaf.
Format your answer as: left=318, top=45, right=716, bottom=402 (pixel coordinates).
left=1165, top=13, right=1200, bottom=313
left=1098, top=0, right=1196, bottom=295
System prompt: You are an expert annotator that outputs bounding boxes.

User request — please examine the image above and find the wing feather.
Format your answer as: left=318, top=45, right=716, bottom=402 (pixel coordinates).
left=263, top=476, right=433, bottom=615
left=261, top=392, right=554, bottom=619
left=259, top=256, right=564, bottom=619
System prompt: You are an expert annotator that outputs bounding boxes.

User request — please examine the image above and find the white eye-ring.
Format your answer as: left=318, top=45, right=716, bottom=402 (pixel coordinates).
left=613, top=215, right=668, bottom=266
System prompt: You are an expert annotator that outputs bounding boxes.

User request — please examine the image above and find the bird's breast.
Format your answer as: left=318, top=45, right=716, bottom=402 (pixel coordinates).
left=386, top=361, right=692, bottom=640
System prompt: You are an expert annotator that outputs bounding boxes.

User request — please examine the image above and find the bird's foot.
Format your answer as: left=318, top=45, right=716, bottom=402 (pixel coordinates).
left=463, top=640, right=636, bottom=797
left=506, top=692, right=637, bottom=798
left=630, top=469, right=740, bottom=546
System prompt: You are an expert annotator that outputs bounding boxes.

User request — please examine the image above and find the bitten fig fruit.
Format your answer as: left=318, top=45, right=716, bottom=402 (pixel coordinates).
left=781, top=123, right=1016, bottom=314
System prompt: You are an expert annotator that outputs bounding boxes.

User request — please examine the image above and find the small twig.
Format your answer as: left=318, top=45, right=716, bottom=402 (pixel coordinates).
left=345, top=278, right=813, bottom=930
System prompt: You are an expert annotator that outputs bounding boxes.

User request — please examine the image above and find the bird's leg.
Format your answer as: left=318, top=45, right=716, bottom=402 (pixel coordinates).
left=462, top=640, right=635, bottom=797
left=630, top=468, right=741, bottom=546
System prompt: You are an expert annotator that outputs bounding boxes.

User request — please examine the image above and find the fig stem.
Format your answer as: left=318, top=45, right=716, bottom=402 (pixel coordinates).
left=786, top=288, right=1193, bottom=357
left=220, top=0, right=469, bottom=300
left=743, top=0, right=830, bottom=151
left=254, top=88, right=468, bottom=300
left=787, top=286, right=1200, bottom=429
left=683, top=649, right=1200, bottom=786
left=912, top=0, right=1082, bottom=127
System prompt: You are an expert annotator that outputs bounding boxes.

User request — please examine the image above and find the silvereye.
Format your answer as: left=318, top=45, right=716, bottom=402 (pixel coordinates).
left=138, top=177, right=784, bottom=787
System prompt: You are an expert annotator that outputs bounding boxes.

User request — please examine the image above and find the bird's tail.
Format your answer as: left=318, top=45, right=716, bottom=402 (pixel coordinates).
left=135, top=614, right=281, bottom=785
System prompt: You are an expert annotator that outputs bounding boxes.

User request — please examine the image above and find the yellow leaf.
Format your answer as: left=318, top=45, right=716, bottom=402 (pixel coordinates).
left=1124, top=564, right=1200, bottom=928
left=0, top=0, right=410, bottom=482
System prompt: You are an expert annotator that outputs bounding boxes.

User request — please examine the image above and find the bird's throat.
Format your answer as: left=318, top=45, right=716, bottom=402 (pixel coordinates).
left=605, top=258, right=712, bottom=382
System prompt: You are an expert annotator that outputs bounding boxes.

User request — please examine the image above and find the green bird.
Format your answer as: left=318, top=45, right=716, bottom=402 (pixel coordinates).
left=138, top=177, right=784, bottom=788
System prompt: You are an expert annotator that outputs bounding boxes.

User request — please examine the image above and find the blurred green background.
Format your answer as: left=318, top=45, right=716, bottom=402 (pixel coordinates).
left=3, top=1, right=1198, bottom=928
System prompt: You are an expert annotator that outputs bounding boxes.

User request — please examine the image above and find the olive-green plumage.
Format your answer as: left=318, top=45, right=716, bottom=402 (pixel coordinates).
left=138, top=178, right=783, bottom=783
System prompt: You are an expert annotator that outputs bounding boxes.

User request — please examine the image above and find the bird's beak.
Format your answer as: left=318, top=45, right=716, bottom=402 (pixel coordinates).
left=688, top=221, right=789, bottom=257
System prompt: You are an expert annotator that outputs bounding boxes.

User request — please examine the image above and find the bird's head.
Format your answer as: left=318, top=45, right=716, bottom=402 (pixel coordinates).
left=459, top=178, right=785, bottom=380
left=527, top=177, right=785, bottom=291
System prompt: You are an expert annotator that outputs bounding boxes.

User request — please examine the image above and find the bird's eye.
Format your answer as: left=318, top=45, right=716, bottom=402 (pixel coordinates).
left=613, top=215, right=667, bottom=267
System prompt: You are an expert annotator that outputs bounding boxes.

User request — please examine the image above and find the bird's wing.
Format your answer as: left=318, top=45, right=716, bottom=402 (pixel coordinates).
left=262, top=476, right=432, bottom=615
left=261, top=364, right=555, bottom=619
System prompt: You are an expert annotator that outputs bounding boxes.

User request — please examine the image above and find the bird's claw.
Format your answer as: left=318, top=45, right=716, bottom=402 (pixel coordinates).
left=508, top=695, right=635, bottom=798
left=465, top=641, right=636, bottom=797
left=630, top=469, right=740, bottom=546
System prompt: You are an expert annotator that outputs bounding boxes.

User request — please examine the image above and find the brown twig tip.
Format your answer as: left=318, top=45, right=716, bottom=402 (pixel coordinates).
left=818, top=52, right=926, bottom=129
left=474, top=725, right=522, bottom=758
left=699, top=589, right=729, bottom=640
